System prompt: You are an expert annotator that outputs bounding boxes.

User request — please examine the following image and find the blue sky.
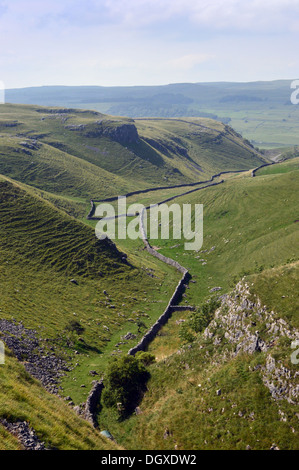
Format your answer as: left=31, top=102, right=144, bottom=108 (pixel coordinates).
left=1, top=0, right=299, bottom=88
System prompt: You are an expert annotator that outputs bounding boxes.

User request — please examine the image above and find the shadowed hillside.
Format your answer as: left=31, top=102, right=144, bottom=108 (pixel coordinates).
left=0, top=104, right=267, bottom=210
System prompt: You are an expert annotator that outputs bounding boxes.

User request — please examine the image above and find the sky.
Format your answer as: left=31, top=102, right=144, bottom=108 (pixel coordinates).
left=0, top=0, right=299, bottom=89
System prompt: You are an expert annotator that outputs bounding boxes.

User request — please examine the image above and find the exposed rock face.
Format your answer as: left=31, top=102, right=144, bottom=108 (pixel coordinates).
left=0, top=319, right=69, bottom=394
left=20, top=139, right=40, bottom=151
left=102, top=123, right=139, bottom=144
left=204, top=282, right=299, bottom=404
left=81, top=120, right=139, bottom=144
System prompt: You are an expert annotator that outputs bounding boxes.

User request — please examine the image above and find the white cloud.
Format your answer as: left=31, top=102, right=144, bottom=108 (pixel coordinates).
left=168, top=53, right=214, bottom=70
left=2, top=0, right=299, bottom=31
left=0, top=0, right=298, bottom=87
left=94, top=0, right=299, bottom=32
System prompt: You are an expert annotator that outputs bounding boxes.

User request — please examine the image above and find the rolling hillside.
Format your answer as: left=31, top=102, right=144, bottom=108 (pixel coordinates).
left=0, top=350, right=121, bottom=450
left=96, top=160, right=299, bottom=450
left=0, top=174, right=183, bottom=442
left=0, top=175, right=130, bottom=449
left=0, top=103, right=297, bottom=450
left=6, top=81, right=299, bottom=148
left=0, top=104, right=266, bottom=215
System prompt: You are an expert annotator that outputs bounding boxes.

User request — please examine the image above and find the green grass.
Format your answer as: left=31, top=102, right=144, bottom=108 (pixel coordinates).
left=0, top=104, right=267, bottom=209
left=135, top=117, right=265, bottom=179
left=97, top=163, right=299, bottom=450
left=99, top=340, right=298, bottom=450
left=0, top=175, right=181, bottom=407
left=0, top=350, right=121, bottom=450
left=249, top=261, right=299, bottom=329
left=98, top=260, right=299, bottom=450
left=256, top=157, right=299, bottom=176
left=147, top=167, right=299, bottom=308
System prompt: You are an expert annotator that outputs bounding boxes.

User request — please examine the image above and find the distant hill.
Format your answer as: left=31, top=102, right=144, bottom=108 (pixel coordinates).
left=0, top=104, right=266, bottom=216
left=6, top=80, right=299, bottom=148
left=0, top=106, right=298, bottom=449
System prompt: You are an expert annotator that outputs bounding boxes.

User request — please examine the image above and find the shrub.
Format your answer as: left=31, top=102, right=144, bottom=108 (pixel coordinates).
left=102, top=355, right=149, bottom=418
left=135, top=351, right=156, bottom=366
left=65, top=320, right=85, bottom=336
left=179, top=296, right=221, bottom=343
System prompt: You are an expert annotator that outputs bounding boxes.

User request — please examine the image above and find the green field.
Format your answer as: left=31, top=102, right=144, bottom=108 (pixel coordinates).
left=6, top=80, right=299, bottom=148
left=0, top=103, right=298, bottom=450
left=0, top=104, right=266, bottom=205
left=256, top=157, right=299, bottom=176
left=96, top=161, right=299, bottom=450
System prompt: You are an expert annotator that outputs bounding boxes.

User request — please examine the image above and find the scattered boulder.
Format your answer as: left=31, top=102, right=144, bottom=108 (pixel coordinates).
left=122, top=332, right=137, bottom=341
left=0, top=419, right=48, bottom=450
left=89, top=370, right=98, bottom=376
left=210, top=287, right=222, bottom=292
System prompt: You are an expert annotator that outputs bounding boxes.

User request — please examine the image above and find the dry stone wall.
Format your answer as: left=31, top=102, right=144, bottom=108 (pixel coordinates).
left=87, top=168, right=251, bottom=213
left=128, top=208, right=191, bottom=356
left=251, top=161, right=276, bottom=177
left=82, top=379, right=104, bottom=428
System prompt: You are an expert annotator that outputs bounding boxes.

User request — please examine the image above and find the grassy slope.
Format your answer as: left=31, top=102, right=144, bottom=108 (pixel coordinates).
left=256, top=156, right=299, bottom=176
left=147, top=166, right=299, bottom=309
left=0, top=350, right=121, bottom=450
left=97, top=163, right=299, bottom=450
left=0, top=104, right=296, bottom=449
left=135, top=117, right=264, bottom=178
left=6, top=81, right=299, bottom=148
left=0, top=104, right=266, bottom=208
left=0, top=175, right=180, bottom=408
left=0, top=178, right=129, bottom=450
left=249, top=261, right=299, bottom=330
left=0, top=105, right=132, bottom=201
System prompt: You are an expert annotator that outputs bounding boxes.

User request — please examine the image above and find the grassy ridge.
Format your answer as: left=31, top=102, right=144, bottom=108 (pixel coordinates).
left=0, top=350, right=121, bottom=450
left=0, top=174, right=181, bottom=407
left=0, top=104, right=266, bottom=206
left=135, top=117, right=263, bottom=178
left=97, top=163, right=299, bottom=450
left=0, top=176, right=127, bottom=278
left=148, top=167, right=299, bottom=308
left=6, top=81, right=299, bottom=148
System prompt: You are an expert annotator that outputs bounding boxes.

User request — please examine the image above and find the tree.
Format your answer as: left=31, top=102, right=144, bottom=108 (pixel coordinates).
left=102, top=355, right=149, bottom=418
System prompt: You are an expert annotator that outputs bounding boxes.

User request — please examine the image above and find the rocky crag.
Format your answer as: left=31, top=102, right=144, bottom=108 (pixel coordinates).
left=204, top=281, right=299, bottom=405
